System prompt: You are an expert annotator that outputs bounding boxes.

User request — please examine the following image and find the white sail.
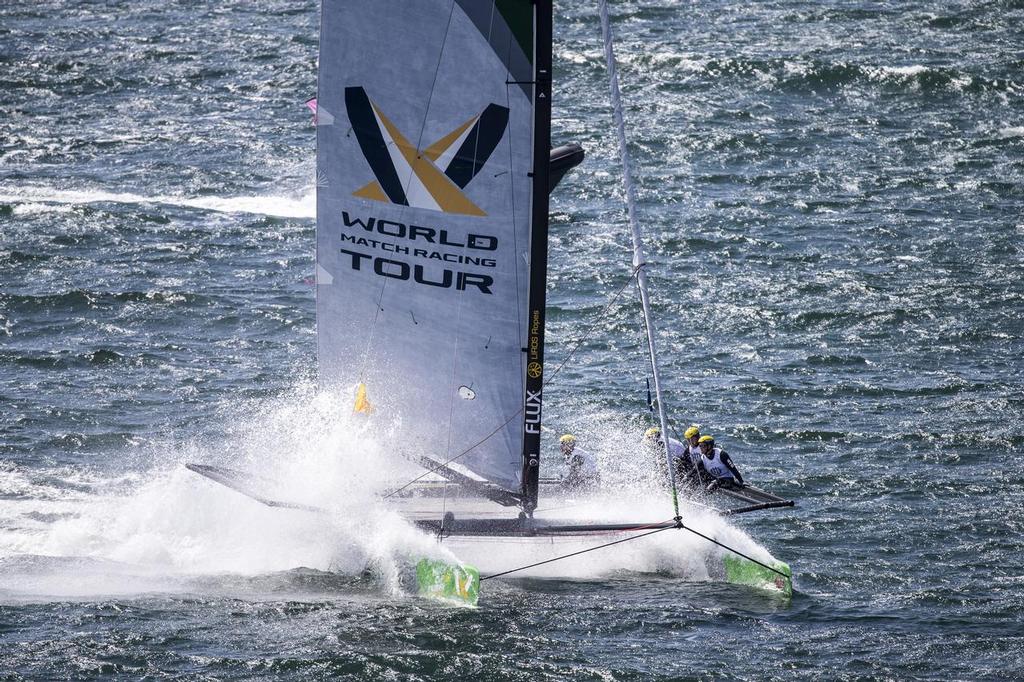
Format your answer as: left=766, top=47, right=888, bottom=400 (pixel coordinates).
left=315, top=0, right=546, bottom=494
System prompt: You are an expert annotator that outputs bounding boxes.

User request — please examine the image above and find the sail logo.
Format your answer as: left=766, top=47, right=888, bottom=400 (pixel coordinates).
left=524, top=390, right=542, bottom=435
left=345, top=87, right=509, bottom=217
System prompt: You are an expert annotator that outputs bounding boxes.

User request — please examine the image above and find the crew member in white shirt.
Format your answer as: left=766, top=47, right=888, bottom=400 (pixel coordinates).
left=697, top=435, right=744, bottom=490
left=683, top=425, right=702, bottom=462
left=644, top=427, right=701, bottom=487
left=560, top=434, right=599, bottom=489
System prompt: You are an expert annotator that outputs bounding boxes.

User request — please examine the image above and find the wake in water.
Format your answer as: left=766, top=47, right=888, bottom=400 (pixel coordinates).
left=0, top=383, right=785, bottom=601
left=0, top=185, right=315, bottom=219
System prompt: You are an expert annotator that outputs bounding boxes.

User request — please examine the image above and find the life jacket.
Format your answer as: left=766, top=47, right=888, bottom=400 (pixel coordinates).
left=566, top=447, right=599, bottom=476
left=701, top=448, right=735, bottom=480
left=649, top=436, right=687, bottom=461
left=666, top=437, right=687, bottom=461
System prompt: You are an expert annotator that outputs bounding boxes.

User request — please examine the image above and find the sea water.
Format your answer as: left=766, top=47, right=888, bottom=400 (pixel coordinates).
left=1, top=0, right=1022, bottom=678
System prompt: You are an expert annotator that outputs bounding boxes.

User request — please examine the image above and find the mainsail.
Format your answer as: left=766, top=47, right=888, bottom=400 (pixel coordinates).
left=315, top=1, right=551, bottom=505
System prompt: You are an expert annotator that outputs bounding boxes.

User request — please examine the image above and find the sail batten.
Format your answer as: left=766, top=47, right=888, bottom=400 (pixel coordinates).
left=316, top=0, right=542, bottom=495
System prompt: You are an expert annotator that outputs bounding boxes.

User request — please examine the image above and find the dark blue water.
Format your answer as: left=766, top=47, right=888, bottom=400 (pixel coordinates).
left=2, top=0, right=1023, bottom=678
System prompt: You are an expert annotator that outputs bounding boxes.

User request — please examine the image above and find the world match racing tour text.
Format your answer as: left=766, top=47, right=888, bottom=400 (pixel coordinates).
left=336, top=212, right=497, bottom=294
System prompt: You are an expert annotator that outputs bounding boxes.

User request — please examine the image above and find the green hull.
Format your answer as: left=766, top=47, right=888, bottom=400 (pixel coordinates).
left=723, top=555, right=793, bottom=598
left=415, top=559, right=480, bottom=606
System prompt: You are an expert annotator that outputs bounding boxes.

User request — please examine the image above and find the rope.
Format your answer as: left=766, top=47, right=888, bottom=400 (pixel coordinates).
left=382, top=412, right=522, bottom=499
left=382, top=265, right=643, bottom=500
left=679, top=523, right=790, bottom=579
left=480, top=521, right=676, bottom=581
left=542, top=263, right=642, bottom=385
left=478, top=518, right=789, bottom=582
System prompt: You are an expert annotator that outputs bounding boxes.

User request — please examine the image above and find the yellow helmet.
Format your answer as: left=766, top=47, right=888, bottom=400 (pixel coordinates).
left=698, top=435, right=715, bottom=445
left=559, top=434, right=576, bottom=444
left=644, top=427, right=661, bottom=439
left=684, top=426, right=700, bottom=439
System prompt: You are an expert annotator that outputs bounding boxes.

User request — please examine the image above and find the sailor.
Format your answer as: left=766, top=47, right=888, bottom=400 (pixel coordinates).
left=559, top=434, right=598, bottom=489
left=644, top=427, right=700, bottom=486
left=683, top=425, right=702, bottom=462
left=697, top=435, right=744, bottom=490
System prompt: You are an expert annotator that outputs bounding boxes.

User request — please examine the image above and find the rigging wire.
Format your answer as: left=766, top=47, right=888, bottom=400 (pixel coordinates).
left=480, top=522, right=676, bottom=581
left=542, top=263, right=642, bottom=385
left=381, top=264, right=643, bottom=499
left=355, top=0, right=458, bottom=382
left=679, top=524, right=790, bottom=579
left=478, top=518, right=790, bottom=582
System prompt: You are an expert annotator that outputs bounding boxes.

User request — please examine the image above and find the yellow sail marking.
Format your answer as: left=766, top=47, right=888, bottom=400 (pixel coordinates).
left=370, top=102, right=485, bottom=216
left=353, top=382, right=374, bottom=414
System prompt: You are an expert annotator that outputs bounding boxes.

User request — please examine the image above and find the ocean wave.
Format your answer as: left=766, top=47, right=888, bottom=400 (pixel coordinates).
left=0, top=289, right=207, bottom=313
left=11, top=203, right=77, bottom=216
left=803, top=354, right=870, bottom=367
left=0, top=250, right=53, bottom=265
left=620, top=54, right=1005, bottom=95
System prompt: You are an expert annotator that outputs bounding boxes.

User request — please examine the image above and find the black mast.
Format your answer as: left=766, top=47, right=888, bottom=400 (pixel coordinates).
left=520, top=0, right=553, bottom=514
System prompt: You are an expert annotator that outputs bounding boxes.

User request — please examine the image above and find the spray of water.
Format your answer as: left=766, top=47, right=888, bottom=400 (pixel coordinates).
left=0, top=385, right=784, bottom=599
left=0, top=382, right=451, bottom=599
left=0, top=185, right=315, bottom=218
left=456, top=407, right=783, bottom=582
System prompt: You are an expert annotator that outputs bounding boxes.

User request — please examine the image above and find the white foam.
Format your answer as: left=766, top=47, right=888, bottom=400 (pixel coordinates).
left=0, top=186, right=315, bottom=219
left=11, top=203, right=76, bottom=216
left=0, top=388, right=784, bottom=599
left=454, top=494, right=775, bottom=582
left=884, top=65, right=929, bottom=77
left=997, top=126, right=1024, bottom=139
left=0, top=383, right=453, bottom=598
left=519, top=410, right=782, bottom=580
left=864, top=64, right=931, bottom=84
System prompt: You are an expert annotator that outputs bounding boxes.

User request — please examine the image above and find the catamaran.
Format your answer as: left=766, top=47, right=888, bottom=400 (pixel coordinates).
left=188, top=0, right=793, bottom=605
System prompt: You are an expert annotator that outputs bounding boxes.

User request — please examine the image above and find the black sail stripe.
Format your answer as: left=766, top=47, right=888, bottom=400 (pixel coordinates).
left=344, top=86, right=408, bottom=206
left=444, top=104, right=510, bottom=188
left=454, top=0, right=533, bottom=99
